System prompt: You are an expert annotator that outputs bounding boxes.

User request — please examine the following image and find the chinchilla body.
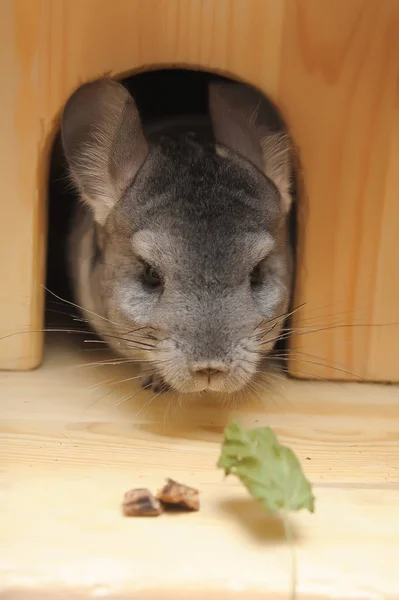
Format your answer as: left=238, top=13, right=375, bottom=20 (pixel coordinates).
left=62, top=78, right=293, bottom=394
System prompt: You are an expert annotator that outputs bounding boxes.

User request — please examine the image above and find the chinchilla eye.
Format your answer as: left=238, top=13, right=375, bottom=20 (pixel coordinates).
left=142, top=263, right=163, bottom=290
left=250, top=262, right=263, bottom=287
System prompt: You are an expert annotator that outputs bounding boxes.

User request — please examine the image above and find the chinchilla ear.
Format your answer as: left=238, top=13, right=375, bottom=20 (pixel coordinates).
left=209, top=82, right=292, bottom=213
left=62, top=78, right=148, bottom=225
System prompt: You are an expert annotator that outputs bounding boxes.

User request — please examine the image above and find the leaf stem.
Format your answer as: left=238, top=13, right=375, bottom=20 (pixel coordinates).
left=282, top=511, right=297, bottom=600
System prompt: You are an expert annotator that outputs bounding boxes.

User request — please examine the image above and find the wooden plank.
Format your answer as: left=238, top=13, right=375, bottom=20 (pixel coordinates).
left=280, top=0, right=399, bottom=380
left=1, top=335, right=399, bottom=598
left=0, top=0, right=51, bottom=369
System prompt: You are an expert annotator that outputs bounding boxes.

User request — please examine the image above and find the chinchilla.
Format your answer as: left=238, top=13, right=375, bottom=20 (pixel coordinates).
left=61, top=77, right=293, bottom=394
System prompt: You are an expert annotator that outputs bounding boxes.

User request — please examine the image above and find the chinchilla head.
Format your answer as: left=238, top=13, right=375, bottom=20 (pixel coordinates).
left=62, top=77, right=294, bottom=394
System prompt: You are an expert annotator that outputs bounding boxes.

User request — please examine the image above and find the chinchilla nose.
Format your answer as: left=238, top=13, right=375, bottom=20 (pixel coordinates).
left=189, top=362, right=229, bottom=380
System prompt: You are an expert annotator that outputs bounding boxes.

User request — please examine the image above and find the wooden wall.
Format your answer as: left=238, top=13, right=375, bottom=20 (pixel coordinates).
left=1, top=0, right=398, bottom=380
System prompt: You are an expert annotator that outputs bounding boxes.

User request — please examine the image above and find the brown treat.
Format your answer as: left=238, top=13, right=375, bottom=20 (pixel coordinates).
left=157, top=478, right=200, bottom=511
left=122, top=488, right=163, bottom=517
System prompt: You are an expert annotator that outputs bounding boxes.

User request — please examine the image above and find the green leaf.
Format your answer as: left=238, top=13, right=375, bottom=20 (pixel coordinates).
left=217, top=422, right=315, bottom=514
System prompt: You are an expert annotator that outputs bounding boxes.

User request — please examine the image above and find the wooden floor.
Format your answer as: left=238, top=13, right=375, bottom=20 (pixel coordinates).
left=1, top=331, right=399, bottom=600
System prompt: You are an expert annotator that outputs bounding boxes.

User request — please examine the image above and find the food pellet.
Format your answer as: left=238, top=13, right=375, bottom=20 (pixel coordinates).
left=122, top=488, right=163, bottom=517
left=157, top=478, right=200, bottom=511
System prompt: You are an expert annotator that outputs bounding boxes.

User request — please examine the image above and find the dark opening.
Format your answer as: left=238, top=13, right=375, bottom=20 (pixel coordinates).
left=46, top=68, right=297, bottom=360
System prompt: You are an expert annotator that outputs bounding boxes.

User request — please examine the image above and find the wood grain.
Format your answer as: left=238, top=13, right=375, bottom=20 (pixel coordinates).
left=0, top=1, right=398, bottom=377
left=0, top=0, right=49, bottom=369
left=1, top=334, right=399, bottom=599
left=282, top=0, right=399, bottom=381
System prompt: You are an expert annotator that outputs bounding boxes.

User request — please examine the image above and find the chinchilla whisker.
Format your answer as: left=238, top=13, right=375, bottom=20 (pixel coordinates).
left=124, top=337, right=157, bottom=348
left=135, top=388, right=166, bottom=417
left=267, top=355, right=362, bottom=380
left=46, top=299, right=80, bottom=310
left=87, top=376, right=125, bottom=390
left=259, top=320, right=397, bottom=348
left=45, top=308, right=89, bottom=321
left=277, top=317, right=364, bottom=335
left=163, top=394, right=180, bottom=429
left=245, top=371, right=268, bottom=385
left=258, top=307, right=382, bottom=345
left=250, top=374, right=285, bottom=407
left=266, top=359, right=345, bottom=382
left=275, top=349, right=359, bottom=372
left=143, top=333, right=159, bottom=341
left=284, top=368, right=338, bottom=381
left=256, top=302, right=307, bottom=332
left=123, top=325, right=156, bottom=335
left=44, top=286, right=125, bottom=328
left=259, top=322, right=280, bottom=339
left=98, top=333, right=156, bottom=349
left=254, top=311, right=296, bottom=341
left=280, top=315, right=350, bottom=329
left=65, top=357, right=149, bottom=371
left=0, top=327, right=95, bottom=343
left=223, top=375, right=243, bottom=396
left=125, top=342, right=157, bottom=351
left=249, top=381, right=265, bottom=406
left=90, top=371, right=155, bottom=390
left=95, top=329, right=156, bottom=344
left=255, top=318, right=284, bottom=338
left=238, top=371, right=264, bottom=403
left=115, top=386, right=145, bottom=407
left=83, top=330, right=154, bottom=344
left=46, top=299, right=71, bottom=307
left=246, top=384, right=264, bottom=406
left=80, top=347, right=118, bottom=352
left=174, top=392, right=185, bottom=411
left=272, top=348, right=349, bottom=365
left=262, top=369, right=287, bottom=384
left=239, top=357, right=260, bottom=367
left=115, top=372, right=159, bottom=387
left=102, top=337, right=155, bottom=351
left=270, top=349, right=363, bottom=379
left=285, top=303, right=368, bottom=324
left=234, top=388, right=248, bottom=409
left=87, top=321, right=156, bottom=340
left=83, top=339, right=115, bottom=344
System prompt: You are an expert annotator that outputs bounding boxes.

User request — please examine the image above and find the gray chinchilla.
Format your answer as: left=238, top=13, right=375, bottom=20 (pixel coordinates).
left=61, top=77, right=293, bottom=395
